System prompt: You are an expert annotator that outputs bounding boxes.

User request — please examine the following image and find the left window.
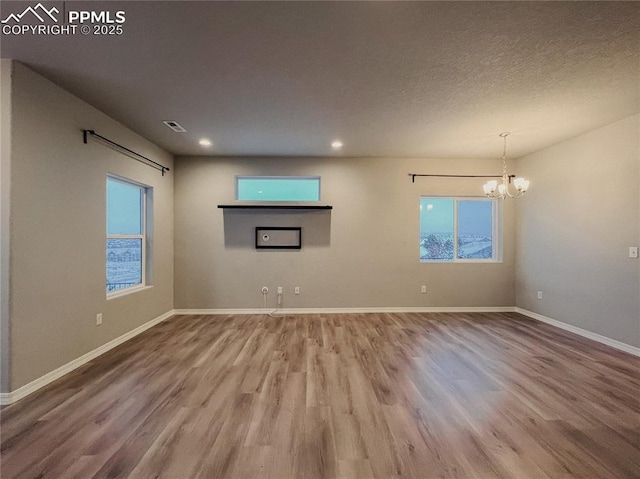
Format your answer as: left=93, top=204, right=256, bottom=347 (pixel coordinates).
left=106, top=176, right=150, bottom=296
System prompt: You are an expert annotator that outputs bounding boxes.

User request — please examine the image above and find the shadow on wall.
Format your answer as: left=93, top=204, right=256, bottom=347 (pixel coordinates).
left=222, top=210, right=332, bottom=249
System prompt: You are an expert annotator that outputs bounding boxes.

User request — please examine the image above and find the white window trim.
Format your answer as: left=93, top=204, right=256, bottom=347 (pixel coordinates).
left=420, top=196, right=502, bottom=263
left=107, top=284, right=153, bottom=300
left=106, top=175, right=149, bottom=298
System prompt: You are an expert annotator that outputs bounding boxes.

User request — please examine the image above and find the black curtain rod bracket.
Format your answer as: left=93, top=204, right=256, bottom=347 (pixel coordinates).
left=83, top=129, right=170, bottom=176
left=409, top=173, right=515, bottom=183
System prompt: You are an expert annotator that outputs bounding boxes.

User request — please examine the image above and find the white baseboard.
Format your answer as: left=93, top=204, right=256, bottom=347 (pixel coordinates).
left=0, top=309, right=175, bottom=406
left=515, top=307, right=640, bottom=358
left=173, top=306, right=516, bottom=315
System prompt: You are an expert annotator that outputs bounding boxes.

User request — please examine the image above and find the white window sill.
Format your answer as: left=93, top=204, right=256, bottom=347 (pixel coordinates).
left=420, top=260, right=503, bottom=264
left=107, top=285, right=153, bottom=300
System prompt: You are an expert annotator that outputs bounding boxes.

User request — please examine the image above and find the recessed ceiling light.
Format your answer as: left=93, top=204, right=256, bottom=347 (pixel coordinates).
left=331, top=140, right=343, bottom=149
left=199, top=138, right=212, bottom=147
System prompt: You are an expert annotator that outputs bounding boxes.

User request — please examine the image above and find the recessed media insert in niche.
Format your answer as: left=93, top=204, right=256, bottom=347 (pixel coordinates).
left=256, top=227, right=302, bottom=249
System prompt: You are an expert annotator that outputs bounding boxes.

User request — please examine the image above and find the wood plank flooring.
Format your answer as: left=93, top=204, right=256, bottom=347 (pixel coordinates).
left=1, top=312, right=639, bottom=478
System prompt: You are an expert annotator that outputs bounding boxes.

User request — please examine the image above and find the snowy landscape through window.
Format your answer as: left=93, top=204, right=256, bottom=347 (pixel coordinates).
left=420, top=197, right=498, bottom=262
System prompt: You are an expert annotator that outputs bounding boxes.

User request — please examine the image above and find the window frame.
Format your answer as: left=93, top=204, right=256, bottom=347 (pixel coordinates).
left=106, top=175, right=150, bottom=298
left=235, top=175, right=321, bottom=202
left=419, top=196, right=502, bottom=263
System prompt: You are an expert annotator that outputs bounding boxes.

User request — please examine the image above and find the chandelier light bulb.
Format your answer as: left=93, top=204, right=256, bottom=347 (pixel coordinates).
left=483, top=180, right=497, bottom=195
left=513, top=177, right=530, bottom=192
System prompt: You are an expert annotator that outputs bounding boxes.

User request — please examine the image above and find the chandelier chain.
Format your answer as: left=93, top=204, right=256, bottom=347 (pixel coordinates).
left=501, top=132, right=509, bottom=177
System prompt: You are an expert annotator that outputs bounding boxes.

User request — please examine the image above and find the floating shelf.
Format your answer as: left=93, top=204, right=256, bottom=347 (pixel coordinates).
left=218, top=205, right=332, bottom=210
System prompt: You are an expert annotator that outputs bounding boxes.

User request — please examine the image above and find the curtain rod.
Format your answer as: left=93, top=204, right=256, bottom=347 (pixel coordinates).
left=409, top=173, right=515, bottom=183
left=83, top=129, right=170, bottom=176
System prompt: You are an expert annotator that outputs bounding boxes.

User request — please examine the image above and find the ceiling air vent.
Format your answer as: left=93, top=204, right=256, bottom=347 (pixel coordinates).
left=163, top=120, right=187, bottom=133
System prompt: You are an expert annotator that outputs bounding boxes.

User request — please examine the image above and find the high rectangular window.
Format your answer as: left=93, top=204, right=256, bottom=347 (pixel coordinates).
left=106, top=176, right=150, bottom=295
left=236, top=176, right=321, bottom=202
left=420, top=197, right=500, bottom=262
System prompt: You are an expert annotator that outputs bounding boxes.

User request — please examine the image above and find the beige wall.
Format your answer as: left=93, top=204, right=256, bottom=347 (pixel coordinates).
left=516, top=114, right=640, bottom=348
left=174, top=156, right=516, bottom=310
left=1, top=60, right=12, bottom=393
left=6, top=62, right=174, bottom=391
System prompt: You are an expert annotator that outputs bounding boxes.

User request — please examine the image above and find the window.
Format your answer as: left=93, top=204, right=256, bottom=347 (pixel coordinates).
left=420, top=197, right=500, bottom=262
left=106, top=176, right=150, bottom=295
left=236, top=176, right=320, bottom=202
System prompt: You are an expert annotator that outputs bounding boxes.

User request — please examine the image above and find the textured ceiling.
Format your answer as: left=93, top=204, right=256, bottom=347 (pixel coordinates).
left=2, top=1, right=639, bottom=158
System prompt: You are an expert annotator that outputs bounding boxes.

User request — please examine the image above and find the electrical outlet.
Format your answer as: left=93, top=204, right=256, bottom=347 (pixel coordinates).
left=96, top=313, right=103, bottom=326
left=277, top=286, right=283, bottom=295
left=629, top=247, right=638, bottom=259
left=261, top=286, right=269, bottom=294
left=294, top=286, right=300, bottom=295
left=537, top=291, right=543, bottom=300
left=421, top=285, right=427, bottom=294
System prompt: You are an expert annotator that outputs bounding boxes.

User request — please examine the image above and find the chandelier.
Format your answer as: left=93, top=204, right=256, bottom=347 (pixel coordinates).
left=483, top=132, right=530, bottom=198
